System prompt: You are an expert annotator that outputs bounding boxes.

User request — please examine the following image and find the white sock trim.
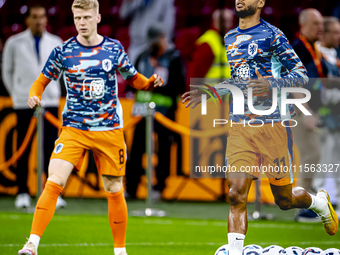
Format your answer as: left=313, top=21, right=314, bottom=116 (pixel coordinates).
left=228, top=233, right=245, bottom=255
left=308, top=193, right=316, bottom=208
left=308, top=193, right=326, bottom=215
left=28, top=234, right=40, bottom=248
left=114, top=247, right=126, bottom=255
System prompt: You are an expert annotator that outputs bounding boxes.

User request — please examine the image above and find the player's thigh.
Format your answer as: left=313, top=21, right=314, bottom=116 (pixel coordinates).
left=49, top=127, right=90, bottom=186
left=92, top=129, right=126, bottom=177
left=226, top=125, right=261, bottom=179
left=261, top=122, right=294, bottom=186
left=48, top=159, right=74, bottom=188
left=102, top=175, right=123, bottom=193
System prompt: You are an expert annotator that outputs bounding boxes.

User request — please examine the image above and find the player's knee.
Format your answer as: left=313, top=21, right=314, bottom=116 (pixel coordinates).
left=47, top=174, right=68, bottom=188
left=228, top=188, right=247, bottom=206
left=275, top=197, right=292, bottom=211
left=103, top=177, right=123, bottom=193
left=47, top=159, right=73, bottom=188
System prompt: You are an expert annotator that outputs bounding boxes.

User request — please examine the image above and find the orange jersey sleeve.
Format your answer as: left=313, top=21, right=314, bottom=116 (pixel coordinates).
left=126, top=73, right=162, bottom=91
left=29, top=73, right=51, bottom=100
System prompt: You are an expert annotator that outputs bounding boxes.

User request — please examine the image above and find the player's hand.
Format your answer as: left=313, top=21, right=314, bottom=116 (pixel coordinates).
left=152, top=74, right=164, bottom=87
left=27, top=96, right=41, bottom=109
left=304, top=115, right=319, bottom=130
left=181, top=85, right=207, bottom=109
left=247, top=69, right=270, bottom=94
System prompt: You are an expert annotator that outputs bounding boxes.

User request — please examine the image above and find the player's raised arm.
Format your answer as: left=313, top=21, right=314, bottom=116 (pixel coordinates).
left=266, top=30, right=309, bottom=89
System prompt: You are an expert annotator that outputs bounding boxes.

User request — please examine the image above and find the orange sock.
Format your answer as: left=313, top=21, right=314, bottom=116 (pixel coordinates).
left=106, top=188, right=128, bottom=248
left=31, top=181, right=63, bottom=237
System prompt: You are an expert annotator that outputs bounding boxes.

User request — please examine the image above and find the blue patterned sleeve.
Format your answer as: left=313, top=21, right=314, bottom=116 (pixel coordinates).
left=117, top=43, right=137, bottom=80
left=42, top=45, right=63, bottom=81
left=267, top=30, right=309, bottom=89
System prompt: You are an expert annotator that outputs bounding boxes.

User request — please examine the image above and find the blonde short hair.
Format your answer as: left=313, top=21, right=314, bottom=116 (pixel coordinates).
left=72, top=0, right=99, bottom=12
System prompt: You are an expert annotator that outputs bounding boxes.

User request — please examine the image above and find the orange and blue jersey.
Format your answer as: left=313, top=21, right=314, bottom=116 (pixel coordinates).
left=42, top=36, right=137, bottom=131
left=216, top=19, right=309, bottom=123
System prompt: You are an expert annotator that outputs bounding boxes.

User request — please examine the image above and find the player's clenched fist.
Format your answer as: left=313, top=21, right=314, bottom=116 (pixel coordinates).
left=27, top=96, right=41, bottom=109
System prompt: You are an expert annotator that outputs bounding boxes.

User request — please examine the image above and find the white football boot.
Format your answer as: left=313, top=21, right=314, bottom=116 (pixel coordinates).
left=56, top=196, right=67, bottom=209
left=15, top=193, right=31, bottom=209
left=18, top=240, right=37, bottom=255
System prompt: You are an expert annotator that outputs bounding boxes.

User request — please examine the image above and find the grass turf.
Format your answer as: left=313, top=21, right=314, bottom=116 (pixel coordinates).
left=0, top=198, right=339, bottom=254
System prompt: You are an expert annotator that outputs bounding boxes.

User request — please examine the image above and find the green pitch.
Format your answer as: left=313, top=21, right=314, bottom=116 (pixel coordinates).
left=0, top=198, right=339, bottom=255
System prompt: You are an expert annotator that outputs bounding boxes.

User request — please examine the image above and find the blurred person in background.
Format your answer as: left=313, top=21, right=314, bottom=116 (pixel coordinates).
left=188, top=8, right=234, bottom=80
left=0, top=33, right=8, bottom=96
left=313, top=17, right=340, bottom=217
left=2, top=5, right=66, bottom=209
left=125, top=26, right=186, bottom=200
left=119, top=0, right=175, bottom=65
left=291, top=8, right=325, bottom=222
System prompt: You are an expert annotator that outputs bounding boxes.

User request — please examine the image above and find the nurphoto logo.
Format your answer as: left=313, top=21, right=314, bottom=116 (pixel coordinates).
left=201, top=84, right=311, bottom=117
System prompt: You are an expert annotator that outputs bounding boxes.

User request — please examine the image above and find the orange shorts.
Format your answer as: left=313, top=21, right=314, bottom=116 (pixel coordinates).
left=51, top=127, right=126, bottom=176
left=225, top=121, right=294, bottom=186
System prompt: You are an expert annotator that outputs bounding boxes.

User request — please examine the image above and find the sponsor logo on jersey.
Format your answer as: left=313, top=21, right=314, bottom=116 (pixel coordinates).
left=54, top=143, right=64, bottom=154
left=248, top=42, right=258, bottom=57
left=102, top=59, right=112, bottom=72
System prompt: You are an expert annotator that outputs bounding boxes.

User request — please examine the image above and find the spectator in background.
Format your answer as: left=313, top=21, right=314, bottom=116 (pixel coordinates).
left=188, top=8, right=234, bottom=80
left=119, top=0, right=175, bottom=65
left=125, top=26, right=186, bottom=199
left=314, top=17, right=340, bottom=217
left=0, top=33, right=7, bottom=96
left=2, top=5, right=66, bottom=209
left=291, top=8, right=324, bottom=222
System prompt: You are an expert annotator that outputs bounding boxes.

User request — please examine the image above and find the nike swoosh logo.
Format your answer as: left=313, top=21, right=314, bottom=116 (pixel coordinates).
left=236, top=238, right=244, bottom=240
left=119, top=167, right=123, bottom=171
left=37, top=207, right=48, bottom=211
left=114, top=221, right=124, bottom=224
left=275, top=177, right=284, bottom=180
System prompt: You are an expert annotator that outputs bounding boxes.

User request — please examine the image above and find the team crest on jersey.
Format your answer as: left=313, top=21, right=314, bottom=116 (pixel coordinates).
left=54, top=143, right=64, bottom=154
left=248, top=42, right=258, bottom=57
left=102, top=59, right=112, bottom=72
left=234, top=63, right=250, bottom=84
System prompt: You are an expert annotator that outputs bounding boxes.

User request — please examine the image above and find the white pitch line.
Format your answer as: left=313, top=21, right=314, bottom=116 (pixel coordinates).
left=1, top=241, right=340, bottom=248
left=0, top=215, right=322, bottom=230
left=142, top=220, right=317, bottom=230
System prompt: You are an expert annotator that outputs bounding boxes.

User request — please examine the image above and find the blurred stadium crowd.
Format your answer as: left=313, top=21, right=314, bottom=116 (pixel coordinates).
left=0, top=0, right=340, bottom=86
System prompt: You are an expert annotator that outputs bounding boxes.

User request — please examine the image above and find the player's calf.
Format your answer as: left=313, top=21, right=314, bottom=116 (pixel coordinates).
left=274, top=195, right=293, bottom=211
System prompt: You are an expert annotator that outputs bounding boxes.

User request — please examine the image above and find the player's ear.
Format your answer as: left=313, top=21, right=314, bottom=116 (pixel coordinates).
left=258, top=0, right=265, bottom=9
left=97, top=13, right=101, bottom=24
